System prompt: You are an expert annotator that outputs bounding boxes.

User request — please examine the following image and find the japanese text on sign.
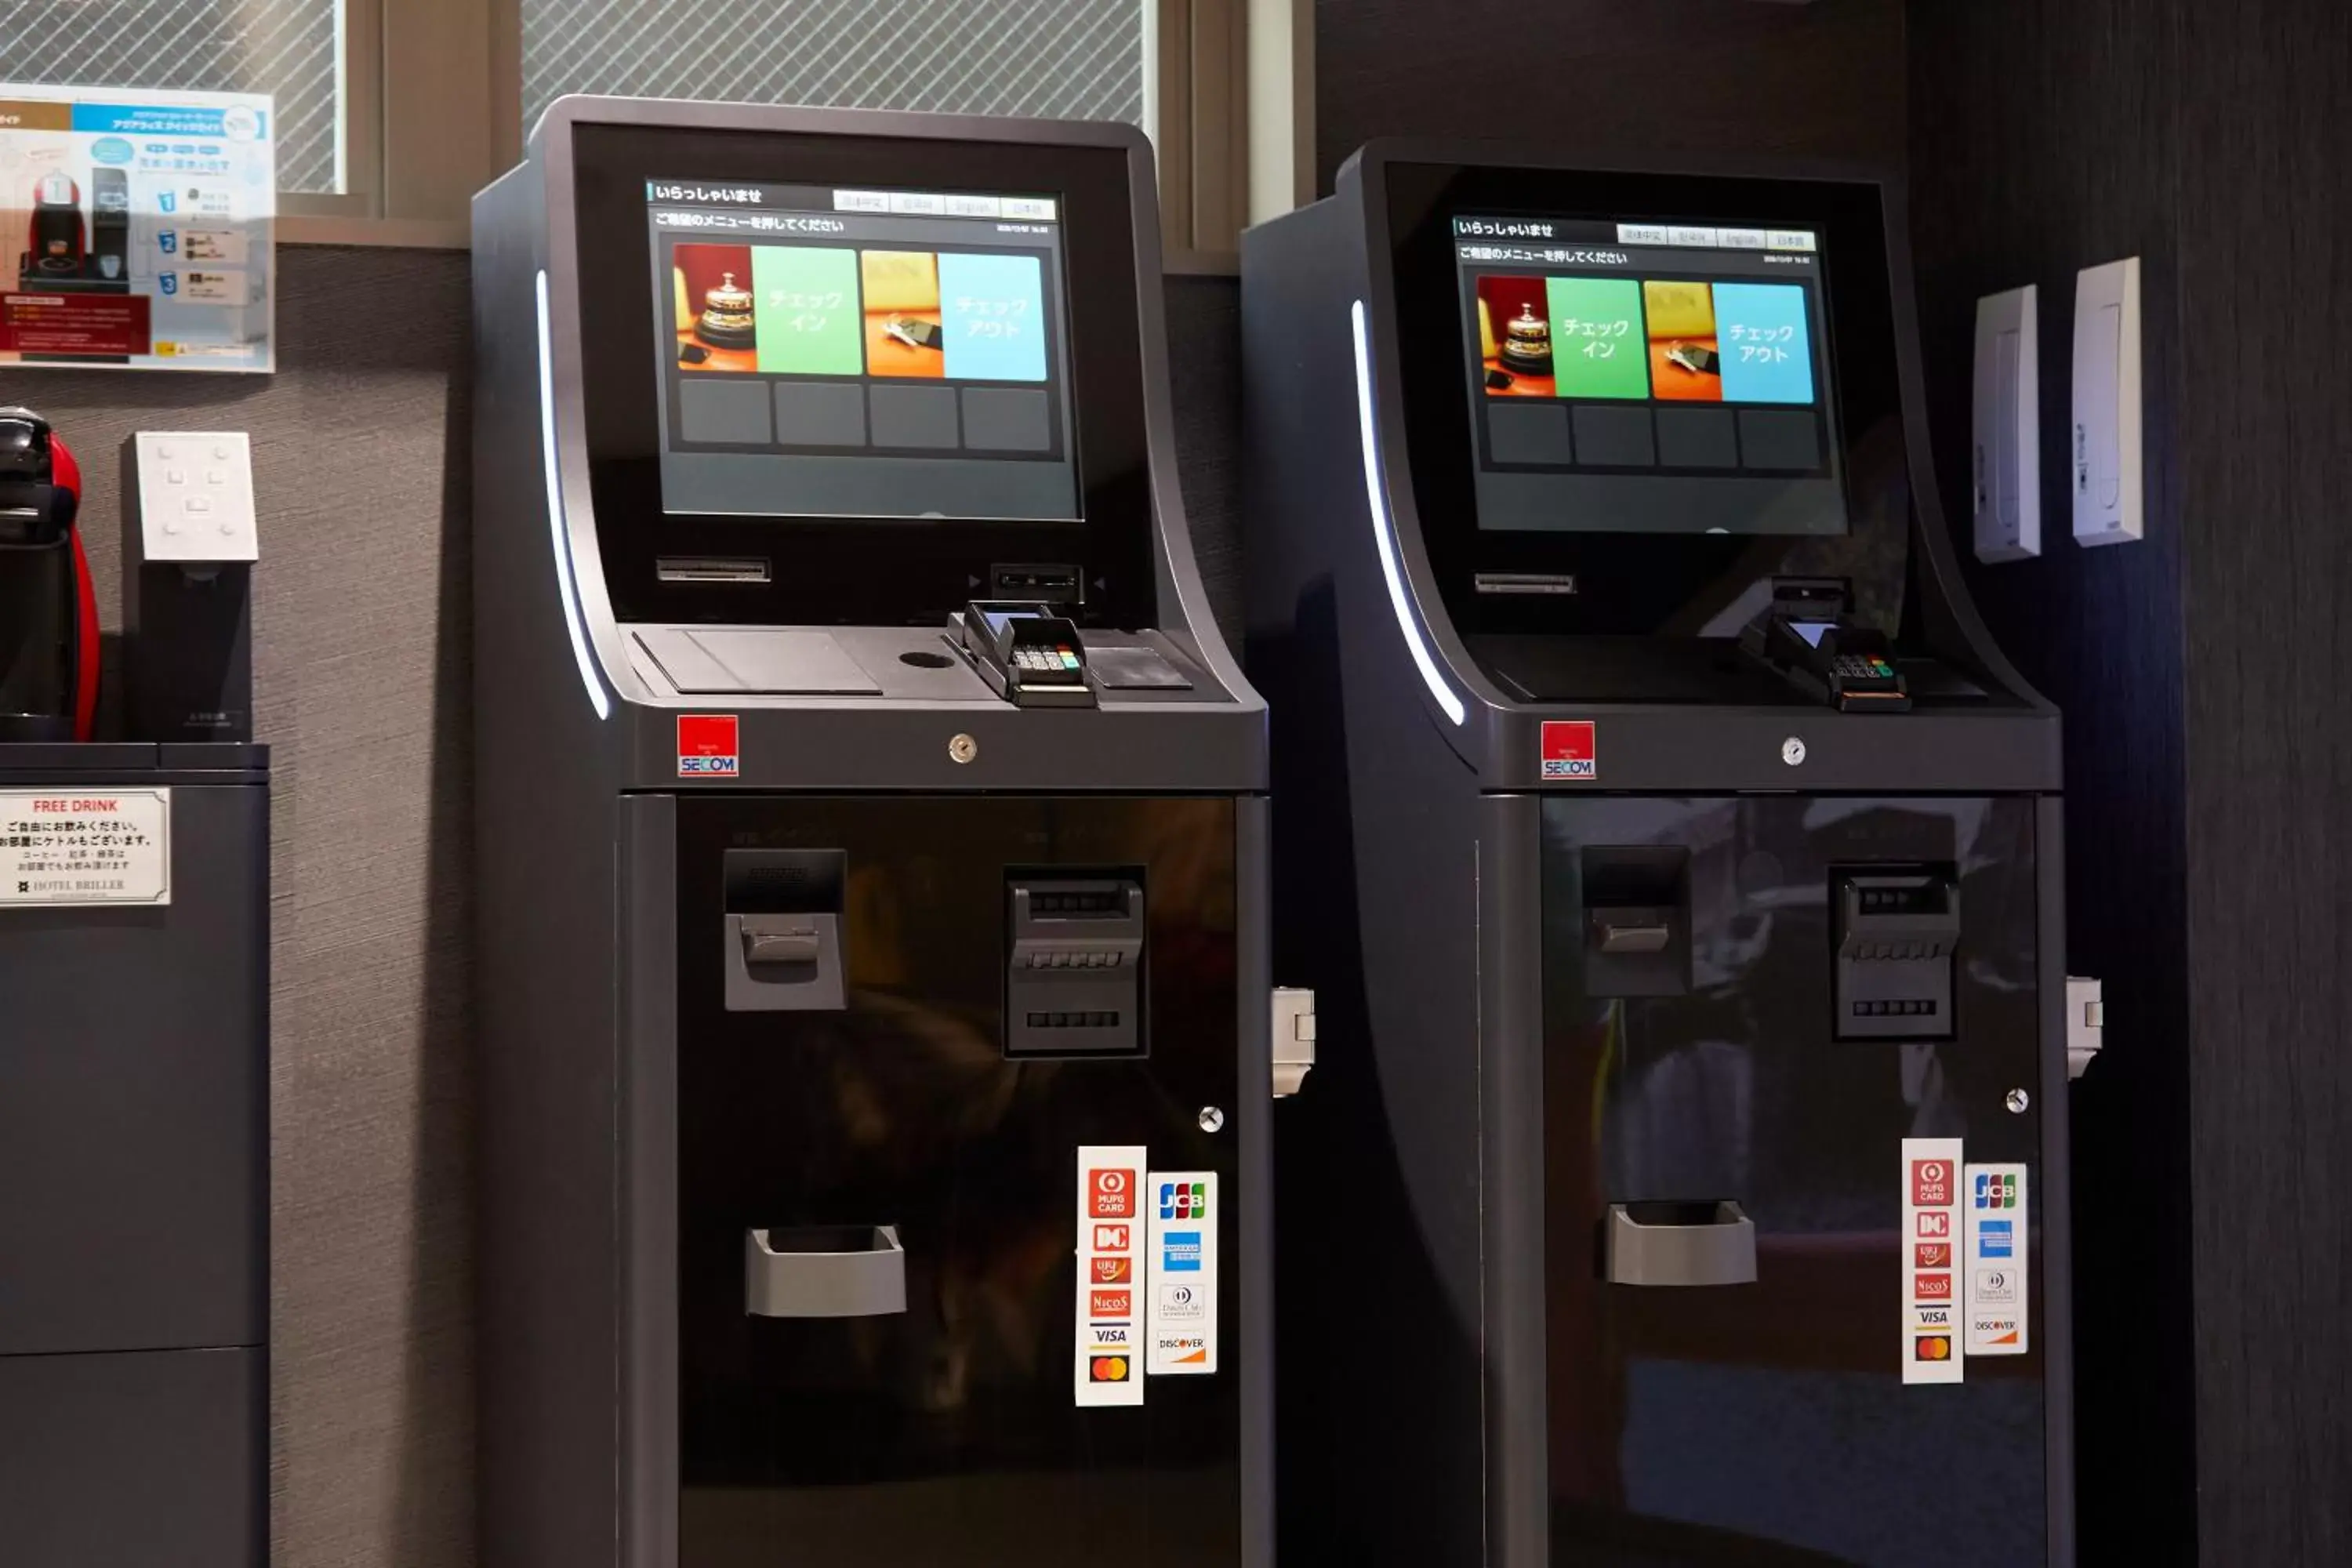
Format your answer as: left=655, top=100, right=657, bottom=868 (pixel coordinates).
left=0, top=789, right=172, bottom=906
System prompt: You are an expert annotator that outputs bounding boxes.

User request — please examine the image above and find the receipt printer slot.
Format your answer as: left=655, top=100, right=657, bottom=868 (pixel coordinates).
left=1005, top=874, right=1145, bottom=1056
left=1581, top=846, right=1691, bottom=998
left=724, top=848, right=847, bottom=1012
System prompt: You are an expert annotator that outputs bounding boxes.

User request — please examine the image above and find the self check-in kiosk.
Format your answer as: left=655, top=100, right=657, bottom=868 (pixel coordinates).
left=474, top=99, right=1270, bottom=1568
left=1243, top=144, right=2071, bottom=1566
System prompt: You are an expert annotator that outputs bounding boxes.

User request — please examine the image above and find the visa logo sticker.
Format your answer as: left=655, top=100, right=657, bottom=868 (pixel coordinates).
left=677, top=714, right=739, bottom=778
left=1540, top=720, right=1598, bottom=781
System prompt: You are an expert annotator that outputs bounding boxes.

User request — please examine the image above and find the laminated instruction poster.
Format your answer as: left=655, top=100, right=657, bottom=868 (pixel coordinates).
left=0, top=84, right=274, bottom=372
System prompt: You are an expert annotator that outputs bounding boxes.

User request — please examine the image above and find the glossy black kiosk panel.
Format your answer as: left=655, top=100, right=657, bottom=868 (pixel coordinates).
left=1243, top=147, right=2070, bottom=1566
left=474, top=99, right=1269, bottom=1568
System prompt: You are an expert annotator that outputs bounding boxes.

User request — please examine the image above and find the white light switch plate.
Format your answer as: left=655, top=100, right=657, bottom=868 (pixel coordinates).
left=133, top=430, right=259, bottom=564
left=2071, top=259, right=2142, bottom=547
left=1973, top=284, right=2041, bottom=562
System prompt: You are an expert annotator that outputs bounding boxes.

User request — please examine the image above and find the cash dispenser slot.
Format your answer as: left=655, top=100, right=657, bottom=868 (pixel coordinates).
left=1580, top=845, right=1692, bottom=997
left=1831, top=866, right=1960, bottom=1040
left=1004, top=875, right=1145, bottom=1056
left=723, top=848, right=847, bottom=1013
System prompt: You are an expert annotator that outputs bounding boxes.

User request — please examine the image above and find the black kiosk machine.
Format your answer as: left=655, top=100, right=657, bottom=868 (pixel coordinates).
left=473, top=100, right=1272, bottom=1567
left=1243, top=146, right=2071, bottom=1565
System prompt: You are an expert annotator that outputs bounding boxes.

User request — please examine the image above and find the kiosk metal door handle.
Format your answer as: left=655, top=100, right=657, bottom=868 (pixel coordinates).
left=1602, top=1201, right=1757, bottom=1287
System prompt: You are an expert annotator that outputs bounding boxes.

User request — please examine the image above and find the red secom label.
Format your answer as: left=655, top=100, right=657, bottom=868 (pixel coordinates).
left=1540, top=720, right=1598, bottom=782
left=677, top=714, right=740, bottom=778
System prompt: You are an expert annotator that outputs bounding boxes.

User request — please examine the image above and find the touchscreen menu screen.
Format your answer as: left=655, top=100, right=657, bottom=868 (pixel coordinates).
left=1454, top=214, right=1847, bottom=535
left=649, top=178, right=1080, bottom=521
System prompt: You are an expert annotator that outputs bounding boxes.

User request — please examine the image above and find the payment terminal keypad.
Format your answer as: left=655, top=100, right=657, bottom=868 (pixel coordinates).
left=1014, top=645, right=1081, bottom=674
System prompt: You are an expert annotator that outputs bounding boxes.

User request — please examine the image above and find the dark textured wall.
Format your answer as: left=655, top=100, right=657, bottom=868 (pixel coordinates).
left=2173, top=4, right=2352, bottom=1563
left=1316, top=0, right=1906, bottom=186
left=1911, top=2, right=2352, bottom=1563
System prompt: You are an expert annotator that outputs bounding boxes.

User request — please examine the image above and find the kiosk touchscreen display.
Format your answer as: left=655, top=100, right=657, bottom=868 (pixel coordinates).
left=648, top=178, right=1080, bottom=522
left=1454, top=215, right=1848, bottom=536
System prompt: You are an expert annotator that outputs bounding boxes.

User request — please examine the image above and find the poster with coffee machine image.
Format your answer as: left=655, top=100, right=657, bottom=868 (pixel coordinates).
left=0, top=82, right=274, bottom=372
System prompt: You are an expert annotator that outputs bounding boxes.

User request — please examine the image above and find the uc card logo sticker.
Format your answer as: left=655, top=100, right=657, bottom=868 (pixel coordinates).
left=677, top=713, right=739, bottom=778
left=1540, top=720, right=1597, bottom=781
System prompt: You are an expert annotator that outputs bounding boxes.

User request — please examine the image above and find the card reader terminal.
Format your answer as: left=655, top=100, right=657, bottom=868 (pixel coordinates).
left=956, top=600, right=1095, bottom=708
left=1742, top=578, right=1911, bottom=713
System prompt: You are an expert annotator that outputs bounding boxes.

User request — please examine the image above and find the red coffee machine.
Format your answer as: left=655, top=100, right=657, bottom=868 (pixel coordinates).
left=0, top=407, right=101, bottom=741
left=24, top=172, right=88, bottom=280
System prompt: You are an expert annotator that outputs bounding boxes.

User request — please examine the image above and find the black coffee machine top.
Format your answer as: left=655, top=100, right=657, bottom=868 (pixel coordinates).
left=0, top=407, right=99, bottom=742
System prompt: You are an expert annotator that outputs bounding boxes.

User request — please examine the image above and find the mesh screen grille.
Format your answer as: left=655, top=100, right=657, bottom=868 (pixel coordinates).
left=523, top=0, right=1144, bottom=135
left=0, top=0, right=339, bottom=193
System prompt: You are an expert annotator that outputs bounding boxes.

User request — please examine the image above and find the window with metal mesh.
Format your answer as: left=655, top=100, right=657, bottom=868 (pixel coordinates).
left=522, top=0, right=1144, bottom=136
left=0, top=0, right=343, bottom=194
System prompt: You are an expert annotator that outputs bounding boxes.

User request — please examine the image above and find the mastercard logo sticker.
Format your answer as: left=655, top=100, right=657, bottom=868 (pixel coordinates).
left=1090, top=1354, right=1132, bottom=1384
left=1912, top=1334, right=1953, bottom=1363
